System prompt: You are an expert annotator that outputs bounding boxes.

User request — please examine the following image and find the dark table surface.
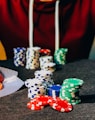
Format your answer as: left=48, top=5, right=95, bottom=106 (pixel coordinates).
left=0, top=59, right=95, bottom=120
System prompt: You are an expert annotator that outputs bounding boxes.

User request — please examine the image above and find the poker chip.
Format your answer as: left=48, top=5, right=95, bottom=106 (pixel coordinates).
left=41, top=62, right=56, bottom=72
left=47, top=84, right=61, bottom=98
left=27, top=95, right=51, bottom=110
left=40, top=49, right=51, bottom=56
left=27, top=95, right=73, bottom=112
left=69, top=98, right=81, bottom=105
left=28, top=85, right=46, bottom=99
left=13, top=47, right=26, bottom=67
left=48, top=97, right=73, bottom=112
left=63, top=78, right=84, bottom=87
left=25, top=78, right=46, bottom=99
left=59, top=78, right=84, bottom=105
left=35, top=95, right=51, bottom=106
left=27, top=99, right=44, bottom=110
left=34, top=70, right=54, bottom=88
left=25, top=78, right=43, bottom=88
left=26, top=47, right=41, bottom=69
left=39, top=56, right=53, bottom=69
left=54, top=48, right=68, bottom=65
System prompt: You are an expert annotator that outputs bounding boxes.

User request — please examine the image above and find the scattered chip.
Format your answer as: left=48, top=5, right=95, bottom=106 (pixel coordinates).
left=48, top=97, right=73, bottom=112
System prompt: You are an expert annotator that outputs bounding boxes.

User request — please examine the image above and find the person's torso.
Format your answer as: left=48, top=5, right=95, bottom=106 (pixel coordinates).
left=0, top=0, right=94, bottom=62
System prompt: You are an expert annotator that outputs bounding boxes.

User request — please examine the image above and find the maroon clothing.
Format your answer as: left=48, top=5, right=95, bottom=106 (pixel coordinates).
left=0, top=0, right=95, bottom=62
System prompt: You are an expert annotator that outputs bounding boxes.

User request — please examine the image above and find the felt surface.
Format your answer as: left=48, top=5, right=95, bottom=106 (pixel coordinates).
left=0, top=59, right=95, bottom=120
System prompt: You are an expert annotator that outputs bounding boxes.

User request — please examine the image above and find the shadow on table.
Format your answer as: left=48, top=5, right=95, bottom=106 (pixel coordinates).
left=81, top=94, right=95, bottom=103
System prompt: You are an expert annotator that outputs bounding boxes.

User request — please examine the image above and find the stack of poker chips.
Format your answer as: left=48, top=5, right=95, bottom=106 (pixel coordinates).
left=25, top=78, right=46, bottom=99
left=34, top=70, right=54, bottom=88
left=47, top=84, right=61, bottom=98
left=39, top=56, right=56, bottom=72
left=13, top=47, right=26, bottom=67
left=59, top=78, right=84, bottom=105
left=26, top=47, right=41, bottom=69
left=25, top=70, right=54, bottom=99
left=54, top=48, right=68, bottom=65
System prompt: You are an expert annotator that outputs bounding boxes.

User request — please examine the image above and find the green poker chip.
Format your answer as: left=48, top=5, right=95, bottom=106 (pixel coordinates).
left=59, top=78, right=84, bottom=105
left=69, top=99, right=81, bottom=105
left=59, top=90, right=75, bottom=99
left=61, top=84, right=79, bottom=93
left=59, top=93, right=81, bottom=105
left=63, top=78, right=84, bottom=87
left=54, top=48, right=68, bottom=65
left=59, top=89, right=79, bottom=99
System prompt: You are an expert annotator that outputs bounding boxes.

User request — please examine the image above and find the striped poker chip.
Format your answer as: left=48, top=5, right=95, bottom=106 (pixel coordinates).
left=48, top=97, right=73, bottom=112
left=47, top=84, right=61, bottom=98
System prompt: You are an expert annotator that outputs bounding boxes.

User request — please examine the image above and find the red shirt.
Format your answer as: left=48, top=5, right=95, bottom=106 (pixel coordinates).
left=0, top=0, right=95, bottom=62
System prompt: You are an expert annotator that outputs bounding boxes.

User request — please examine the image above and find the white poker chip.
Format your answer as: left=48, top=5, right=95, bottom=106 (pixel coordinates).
left=41, top=62, right=56, bottom=72
left=25, top=78, right=43, bottom=88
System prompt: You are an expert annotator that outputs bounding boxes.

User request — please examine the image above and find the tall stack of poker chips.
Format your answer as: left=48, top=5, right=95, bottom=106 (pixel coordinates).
left=39, top=56, right=56, bottom=72
left=13, top=47, right=26, bottom=67
left=25, top=78, right=46, bottom=99
left=54, top=48, right=68, bottom=65
left=59, top=78, right=84, bottom=105
left=34, top=70, right=54, bottom=88
left=26, top=47, right=41, bottom=69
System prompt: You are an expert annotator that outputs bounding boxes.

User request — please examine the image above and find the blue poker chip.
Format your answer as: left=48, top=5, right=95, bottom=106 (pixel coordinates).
left=47, top=84, right=61, bottom=98
left=13, top=47, right=26, bottom=67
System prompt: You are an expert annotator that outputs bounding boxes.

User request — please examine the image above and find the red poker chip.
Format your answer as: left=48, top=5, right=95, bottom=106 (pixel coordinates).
left=40, top=49, right=51, bottom=56
left=27, top=102, right=44, bottom=110
left=48, top=97, right=73, bottom=112
left=27, top=98, right=44, bottom=110
left=36, top=95, right=52, bottom=106
left=27, top=95, right=51, bottom=110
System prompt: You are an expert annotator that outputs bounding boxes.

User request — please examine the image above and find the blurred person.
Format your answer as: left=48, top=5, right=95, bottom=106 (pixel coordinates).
left=0, top=0, right=95, bottom=62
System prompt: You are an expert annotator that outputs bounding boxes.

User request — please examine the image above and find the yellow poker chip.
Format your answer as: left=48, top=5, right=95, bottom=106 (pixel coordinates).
left=48, top=97, right=73, bottom=112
